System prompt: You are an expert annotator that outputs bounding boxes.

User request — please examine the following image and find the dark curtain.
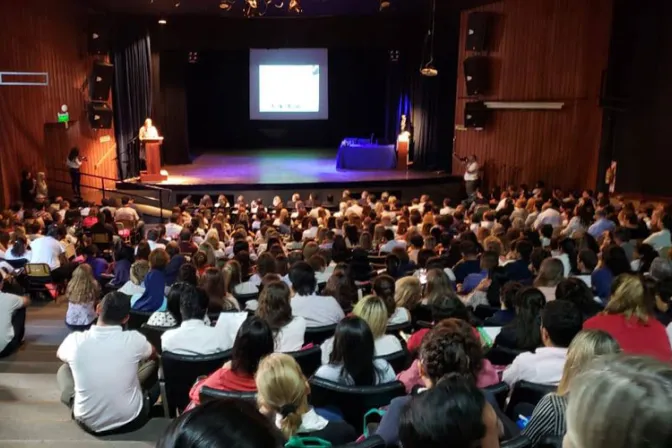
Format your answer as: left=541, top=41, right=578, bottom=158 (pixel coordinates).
left=112, top=32, right=152, bottom=179
left=157, top=52, right=191, bottom=165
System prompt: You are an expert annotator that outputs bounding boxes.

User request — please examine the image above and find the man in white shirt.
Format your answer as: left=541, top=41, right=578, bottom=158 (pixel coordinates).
left=30, top=225, right=72, bottom=281
left=379, top=229, right=406, bottom=254
left=162, top=285, right=232, bottom=355
left=345, top=201, right=363, bottom=217
left=114, top=197, right=140, bottom=223
left=289, top=262, right=344, bottom=327
left=0, top=276, right=30, bottom=358
left=56, top=292, right=158, bottom=435
left=302, top=218, right=319, bottom=241
left=533, top=199, right=563, bottom=230
left=164, top=213, right=184, bottom=240
left=644, top=214, right=672, bottom=252
left=456, top=153, right=479, bottom=199
left=439, top=198, right=455, bottom=216
left=503, top=300, right=582, bottom=386
left=135, top=229, right=166, bottom=255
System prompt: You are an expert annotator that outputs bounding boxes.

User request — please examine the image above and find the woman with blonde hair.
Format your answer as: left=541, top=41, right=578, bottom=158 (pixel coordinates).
left=533, top=257, right=564, bottom=302
left=522, top=330, right=620, bottom=446
left=395, top=277, right=422, bottom=316
left=65, top=264, right=101, bottom=331
left=35, top=172, right=48, bottom=203
left=256, top=353, right=357, bottom=445
left=204, top=228, right=225, bottom=259
left=585, top=273, right=672, bottom=361
left=563, top=354, right=672, bottom=448
left=422, top=268, right=453, bottom=305
left=320, top=295, right=402, bottom=364
left=358, top=231, right=373, bottom=252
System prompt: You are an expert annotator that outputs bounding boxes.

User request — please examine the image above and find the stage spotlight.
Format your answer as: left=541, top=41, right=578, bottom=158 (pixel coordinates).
left=188, top=51, right=199, bottom=64
left=158, top=17, right=167, bottom=25
left=420, top=64, right=438, bottom=77
left=174, top=1, right=181, bottom=7
left=389, top=50, right=400, bottom=62
left=380, top=0, right=391, bottom=11
left=419, top=0, right=438, bottom=77
left=219, top=0, right=233, bottom=10
left=288, top=0, right=302, bottom=13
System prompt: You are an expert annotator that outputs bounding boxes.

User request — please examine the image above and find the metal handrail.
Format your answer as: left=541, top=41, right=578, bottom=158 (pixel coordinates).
left=48, top=167, right=172, bottom=222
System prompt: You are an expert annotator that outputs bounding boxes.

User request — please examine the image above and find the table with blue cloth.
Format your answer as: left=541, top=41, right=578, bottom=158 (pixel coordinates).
left=336, top=141, right=397, bottom=170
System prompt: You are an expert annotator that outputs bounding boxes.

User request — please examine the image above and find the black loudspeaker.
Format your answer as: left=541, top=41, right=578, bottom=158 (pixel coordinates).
left=88, top=23, right=110, bottom=54
left=466, top=12, right=491, bottom=51
left=89, top=62, right=114, bottom=101
left=88, top=102, right=113, bottom=129
left=463, top=56, right=490, bottom=96
left=464, top=101, right=489, bottom=128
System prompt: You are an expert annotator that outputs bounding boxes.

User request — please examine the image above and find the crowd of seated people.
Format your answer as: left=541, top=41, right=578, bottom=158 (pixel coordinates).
left=2, top=184, right=672, bottom=446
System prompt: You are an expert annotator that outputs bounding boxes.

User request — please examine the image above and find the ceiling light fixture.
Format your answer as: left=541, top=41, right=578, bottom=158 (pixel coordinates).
left=158, top=17, right=168, bottom=25
left=219, top=0, right=233, bottom=10
left=380, top=0, right=391, bottom=11
left=419, top=0, right=438, bottom=77
left=288, top=0, right=302, bottom=13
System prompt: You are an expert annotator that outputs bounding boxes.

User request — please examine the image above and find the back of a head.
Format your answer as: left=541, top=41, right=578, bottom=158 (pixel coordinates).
left=179, top=283, right=206, bottom=321
left=650, top=257, right=672, bottom=281
left=420, top=319, right=483, bottom=385
left=257, top=280, right=292, bottom=331
left=157, top=399, right=284, bottom=448
left=430, top=293, right=469, bottom=323
left=426, top=268, right=452, bottom=303
left=515, top=238, right=533, bottom=261
left=395, top=276, right=422, bottom=310
left=373, top=274, right=396, bottom=317
left=99, top=291, right=131, bottom=326
left=399, top=374, right=493, bottom=448
left=605, top=273, right=649, bottom=322
left=541, top=300, right=583, bottom=348
left=289, top=261, right=316, bottom=296
left=535, top=257, right=564, bottom=287
left=565, top=354, right=672, bottom=448
left=578, top=248, right=598, bottom=271
left=459, top=240, right=477, bottom=257
left=480, top=250, right=499, bottom=271
left=555, top=277, right=602, bottom=316
left=557, top=329, right=620, bottom=395
left=255, top=354, right=308, bottom=439
left=330, top=316, right=377, bottom=386
left=353, top=295, right=388, bottom=339
left=232, top=317, right=274, bottom=377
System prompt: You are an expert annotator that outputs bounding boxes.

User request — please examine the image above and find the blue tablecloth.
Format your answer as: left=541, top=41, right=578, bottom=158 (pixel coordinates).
left=336, top=143, right=397, bottom=170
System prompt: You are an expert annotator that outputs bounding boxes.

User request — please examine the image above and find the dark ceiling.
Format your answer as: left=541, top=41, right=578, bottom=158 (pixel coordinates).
left=87, top=0, right=497, bottom=17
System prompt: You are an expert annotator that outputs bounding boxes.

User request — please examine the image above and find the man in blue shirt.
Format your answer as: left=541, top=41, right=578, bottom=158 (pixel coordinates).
left=461, top=251, right=499, bottom=294
left=587, top=209, right=615, bottom=240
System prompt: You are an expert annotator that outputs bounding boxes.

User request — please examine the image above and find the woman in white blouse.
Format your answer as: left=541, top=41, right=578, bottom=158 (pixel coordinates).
left=561, top=204, right=592, bottom=238
left=256, top=280, right=306, bottom=352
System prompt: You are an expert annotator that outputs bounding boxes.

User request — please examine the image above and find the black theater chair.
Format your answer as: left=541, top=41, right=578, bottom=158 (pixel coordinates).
left=501, top=436, right=533, bottom=448
left=139, top=323, right=172, bottom=352
left=308, top=377, right=406, bottom=429
left=288, top=346, right=322, bottom=378
left=127, top=309, right=154, bottom=331
left=376, top=348, right=410, bottom=374
left=505, top=381, right=557, bottom=420
left=199, top=385, right=257, bottom=404
left=304, top=324, right=337, bottom=345
left=538, top=435, right=563, bottom=448
left=160, top=350, right=232, bottom=417
left=386, top=321, right=412, bottom=335
left=485, top=345, right=525, bottom=366
left=338, top=435, right=386, bottom=448
left=483, top=381, right=510, bottom=411
left=233, top=292, right=259, bottom=310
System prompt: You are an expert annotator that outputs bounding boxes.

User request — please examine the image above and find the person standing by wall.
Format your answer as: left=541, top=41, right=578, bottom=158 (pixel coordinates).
left=66, top=147, right=86, bottom=199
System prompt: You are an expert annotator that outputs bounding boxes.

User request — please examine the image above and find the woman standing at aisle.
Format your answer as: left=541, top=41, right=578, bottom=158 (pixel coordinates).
left=66, top=147, right=86, bottom=199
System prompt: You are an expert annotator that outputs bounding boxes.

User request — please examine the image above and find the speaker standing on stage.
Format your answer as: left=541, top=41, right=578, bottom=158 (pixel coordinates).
left=138, top=118, right=159, bottom=170
left=454, top=152, right=479, bottom=199
left=66, top=148, right=87, bottom=199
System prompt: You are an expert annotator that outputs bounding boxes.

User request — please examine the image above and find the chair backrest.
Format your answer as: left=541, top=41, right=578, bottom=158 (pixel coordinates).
left=5, top=258, right=28, bottom=270
left=485, top=345, right=524, bottom=366
left=25, top=263, right=51, bottom=277
left=308, top=377, right=406, bottom=429
left=304, top=324, right=337, bottom=345
left=506, top=381, right=557, bottom=420
left=161, top=350, right=232, bottom=416
left=473, top=304, right=499, bottom=321
left=288, top=346, right=322, bottom=378
left=375, top=349, right=409, bottom=374
left=199, top=385, right=257, bottom=404
left=139, top=323, right=172, bottom=352
left=233, top=292, right=259, bottom=310
left=337, top=434, right=386, bottom=448
left=386, top=321, right=412, bottom=334
left=91, top=233, right=111, bottom=244
left=501, top=435, right=533, bottom=448
left=482, top=381, right=510, bottom=411
left=415, top=320, right=434, bottom=329
left=127, top=309, right=154, bottom=331
left=538, top=435, right=563, bottom=448
left=410, top=305, right=433, bottom=329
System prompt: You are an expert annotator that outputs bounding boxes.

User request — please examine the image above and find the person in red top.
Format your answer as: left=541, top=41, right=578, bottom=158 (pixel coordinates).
left=584, top=273, right=672, bottom=362
left=187, top=317, right=274, bottom=408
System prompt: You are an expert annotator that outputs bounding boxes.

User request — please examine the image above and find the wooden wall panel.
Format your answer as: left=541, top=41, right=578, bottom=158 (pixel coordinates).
left=452, top=0, right=612, bottom=191
left=0, top=0, right=118, bottom=206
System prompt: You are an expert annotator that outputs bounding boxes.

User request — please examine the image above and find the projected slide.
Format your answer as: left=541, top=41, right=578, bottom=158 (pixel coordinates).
left=259, top=65, right=320, bottom=113
left=250, top=49, right=329, bottom=120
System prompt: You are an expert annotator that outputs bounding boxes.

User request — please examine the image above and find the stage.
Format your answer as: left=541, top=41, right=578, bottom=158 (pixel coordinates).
left=116, top=149, right=462, bottom=206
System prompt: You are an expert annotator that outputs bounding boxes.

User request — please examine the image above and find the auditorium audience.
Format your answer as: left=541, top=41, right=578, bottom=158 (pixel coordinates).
left=118, top=260, right=149, bottom=296
left=0, top=275, right=30, bottom=358
left=131, top=249, right=169, bottom=312
left=289, top=262, right=344, bottom=327
left=503, top=300, right=583, bottom=386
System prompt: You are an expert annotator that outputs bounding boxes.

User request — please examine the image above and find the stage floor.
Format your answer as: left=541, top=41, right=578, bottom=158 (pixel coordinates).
left=148, top=149, right=453, bottom=190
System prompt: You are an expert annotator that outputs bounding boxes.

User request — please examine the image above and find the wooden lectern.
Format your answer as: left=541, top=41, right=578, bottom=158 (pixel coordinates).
left=140, top=137, right=167, bottom=182
left=396, top=132, right=411, bottom=170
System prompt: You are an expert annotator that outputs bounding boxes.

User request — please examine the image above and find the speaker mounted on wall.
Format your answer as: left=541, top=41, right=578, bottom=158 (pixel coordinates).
left=88, top=102, right=113, bottom=129
left=466, top=12, right=492, bottom=52
left=87, top=21, right=110, bottom=55
left=464, top=101, right=489, bottom=129
left=463, top=56, right=490, bottom=96
left=89, top=61, right=114, bottom=102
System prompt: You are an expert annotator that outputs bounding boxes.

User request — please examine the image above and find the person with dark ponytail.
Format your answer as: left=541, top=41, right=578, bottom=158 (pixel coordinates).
left=66, top=147, right=86, bottom=198
left=493, top=287, right=545, bottom=352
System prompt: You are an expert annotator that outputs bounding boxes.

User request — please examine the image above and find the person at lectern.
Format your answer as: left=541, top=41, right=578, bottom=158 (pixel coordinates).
left=139, top=118, right=159, bottom=171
